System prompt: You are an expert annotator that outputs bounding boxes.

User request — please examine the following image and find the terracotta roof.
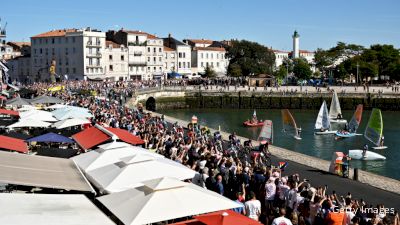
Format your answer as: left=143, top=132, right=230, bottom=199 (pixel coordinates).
left=299, top=50, right=314, bottom=54
left=7, top=42, right=31, bottom=48
left=188, top=39, right=214, bottom=44
left=32, top=29, right=77, bottom=38
left=123, top=30, right=159, bottom=39
left=193, top=47, right=226, bottom=52
left=272, top=49, right=289, bottom=53
left=106, top=40, right=121, bottom=48
left=164, top=46, right=174, bottom=52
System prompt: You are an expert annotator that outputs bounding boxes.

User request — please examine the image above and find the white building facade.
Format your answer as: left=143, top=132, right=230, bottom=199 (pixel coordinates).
left=163, top=35, right=192, bottom=75
left=273, top=50, right=289, bottom=69
left=103, top=41, right=128, bottom=81
left=31, top=28, right=106, bottom=82
left=184, top=39, right=228, bottom=75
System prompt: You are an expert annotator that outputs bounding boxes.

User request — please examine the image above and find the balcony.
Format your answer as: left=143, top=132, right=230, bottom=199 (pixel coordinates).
left=86, top=41, right=101, bottom=47
left=86, top=64, right=102, bottom=68
left=128, top=41, right=147, bottom=46
left=129, top=61, right=147, bottom=66
left=86, top=52, right=102, bottom=58
left=133, top=51, right=143, bottom=56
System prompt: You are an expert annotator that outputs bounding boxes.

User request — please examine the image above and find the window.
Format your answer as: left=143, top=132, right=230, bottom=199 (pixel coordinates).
left=153, top=67, right=156, bottom=71
left=179, top=62, right=181, bottom=68
left=66, top=58, right=69, bottom=65
left=89, top=58, right=93, bottom=65
left=153, top=57, right=156, bottom=62
left=217, top=62, right=220, bottom=67
left=211, top=53, right=213, bottom=59
left=51, top=38, right=55, bottom=44
left=153, top=48, right=156, bottom=53
left=183, top=52, right=186, bottom=58
left=39, top=39, right=42, bottom=44
left=66, top=68, right=69, bottom=73
left=201, top=62, right=204, bottom=67
left=59, top=68, right=62, bottom=74
left=183, top=62, right=186, bottom=68
left=179, top=53, right=182, bottom=58
left=201, top=53, right=203, bottom=58
left=159, top=67, right=162, bottom=71
left=109, top=55, right=113, bottom=60
left=147, top=57, right=150, bottom=62
left=164, top=53, right=167, bottom=59
left=206, top=53, right=208, bottom=59
left=65, top=37, right=68, bottom=43
left=52, top=48, right=55, bottom=55
left=109, top=65, right=113, bottom=71
left=72, top=37, right=76, bottom=43
left=73, top=47, right=76, bottom=54
left=147, top=67, right=150, bottom=71
left=58, top=38, right=61, bottom=44
left=65, top=48, right=68, bottom=55
left=121, top=55, right=124, bottom=61
left=34, top=49, right=37, bottom=54
left=211, top=62, right=214, bottom=67
left=217, top=54, right=219, bottom=59
left=45, top=39, right=48, bottom=44
left=147, top=47, right=151, bottom=53
left=188, top=62, right=190, bottom=68
left=58, top=58, right=62, bottom=65
left=159, top=57, right=162, bottom=62
left=86, top=68, right=89, bottom=73
left=73, top=68, right=76, bottom=73
left=159, top=47, right=162, bottom=52
left=45, top=48, right=48, bottom=55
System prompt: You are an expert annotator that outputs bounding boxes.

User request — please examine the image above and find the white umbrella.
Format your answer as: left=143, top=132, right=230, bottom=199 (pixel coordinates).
left=44, top=104, right=67, bottom=110
left=52, top=118, right=90, bottom=129
left=97, top=177, right=241, bottom=225
left=20, top=110, right=58, bottom=122
left=16, top=105, right=37, bottom=112
left=8, top=119, right=51, bottom=128
left=72, top=146, right=164, bottom=172
left=87, top=154, right=195, bottom=193
left=52, top=109, right=93, bottom=120
left=97, top=141, right=132, bottom=150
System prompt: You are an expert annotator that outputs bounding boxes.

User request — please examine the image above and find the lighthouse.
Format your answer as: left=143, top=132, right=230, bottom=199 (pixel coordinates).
left=292, top=30, right=300, bottom=58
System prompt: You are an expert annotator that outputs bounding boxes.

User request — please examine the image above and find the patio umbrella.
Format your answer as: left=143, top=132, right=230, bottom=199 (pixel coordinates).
left=20, top=110, right=58, bottom=122
left=17, top=105, right=37, bottom=112
left=72, top=145, right=164, bottom=172
left=8, top=118, right=51, bottom=128
left=30, top=95, right=64, bottom=104
left=97, top=141, right=132, bottom=150
left=52, top=107, right=93, bottom=120
left=27, top=132, right=75, bottom=143
left=193, top=210, right=262, bottom=225
left=6, top=97, right=31, bottom=106
left=52, top=118, right=90, bottom=129
left=97, top=177, right=241, bottom=225
left=44, top=104, right=67, bottom=110
left=87, top=154, right=195, bottom=193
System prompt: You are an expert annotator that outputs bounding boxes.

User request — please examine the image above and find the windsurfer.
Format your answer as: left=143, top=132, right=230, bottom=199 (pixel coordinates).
left=380, top=136, right=385, bottom=147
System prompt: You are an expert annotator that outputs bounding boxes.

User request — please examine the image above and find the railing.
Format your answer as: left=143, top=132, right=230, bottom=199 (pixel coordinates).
left=86, top=41, right=101, bottom=47
left=128, top=61, right=147, bottom=66
left=86, top=52, right=102, bottom=58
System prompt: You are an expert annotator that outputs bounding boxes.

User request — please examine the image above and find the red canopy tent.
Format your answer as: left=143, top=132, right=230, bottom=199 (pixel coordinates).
left=0, top=108, right=19, bottom=117
left=170, top=210, right=261, bottom=225
left=0, top=135, right=28, bottom=153
left=72, top=126, right=111, bottom=150
left=105, top=127, right=144, bottom=145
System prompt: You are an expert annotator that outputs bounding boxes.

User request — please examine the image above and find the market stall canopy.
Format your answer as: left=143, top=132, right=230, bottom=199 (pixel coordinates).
left=87, top=154, right=196, bottom=193
left=0, top=108, right=19, bottom=117
left=0, top=151, right=94, bottom=192
left=98, top=141, right=132, bottom=150
left=72, top=126, right=111, bottom=150
left=27, top=132, right=75, bottom=143
left=52, top=107, right=93, bottom=120
left=20, top=109, right=58, bottom=122
left=44, top=103, right=67, bottom=110
left=52, top=118, right=91, bottom=129
left=72, top=144, right=164, bottom=172
left=194, top=210, right=262, bottom=225
left=30, top=95, right=64, bottom=104
left=0, top=135, right=28, bottom=153
left=6, top=97, right=31, bottom=106
left=97, top=177, right=240, bottom=225
left=105, top=127, right=145, bottom=145
left=0, top=194, right=114, bottom=225
left=7, top=118, right=51, bottom=128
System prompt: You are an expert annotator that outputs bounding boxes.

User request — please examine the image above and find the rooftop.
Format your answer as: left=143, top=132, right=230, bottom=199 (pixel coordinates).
left=193, top=46, right=226, bottom=52
left=123, top=30, right=159, bottom=39
left=186, top=39, right=214, bottom=44
left=31, top=29, right=77, bottom=38
left=105, top=40, right=121, bottom=48
left=7, top=41, right=31, bottom=48
left=164, top=46, right=174, bottom=52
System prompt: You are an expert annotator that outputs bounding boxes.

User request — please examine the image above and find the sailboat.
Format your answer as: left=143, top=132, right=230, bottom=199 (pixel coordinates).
left=348, top=108, right=387, bottom=160
left=329, top=91, right=347, bottom=123
left=281, top=109, right=301, bottom=140
left=258, top=120, right=273, bottom=144
left=335, top=104, right=363, bottom=138
left=315, top=101, right=337, bottom=135
left=243, top=110, right=264, bottom=127
left=365, top=108, right=387, bottom=150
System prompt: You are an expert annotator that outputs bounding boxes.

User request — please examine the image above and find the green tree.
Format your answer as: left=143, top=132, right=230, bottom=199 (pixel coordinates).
left=227, top=63, right=242, bottom=77
left=292, top=58, right=312, bottom=80
left=226, top=40, right=275, bottom=76
left=204, top=65, right=216, bottom=78
left=274, top=64, right=287, bottom=80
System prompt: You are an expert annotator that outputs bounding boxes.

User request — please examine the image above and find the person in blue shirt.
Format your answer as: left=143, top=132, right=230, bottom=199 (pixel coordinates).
left=215, top=174, right=224, bottom=196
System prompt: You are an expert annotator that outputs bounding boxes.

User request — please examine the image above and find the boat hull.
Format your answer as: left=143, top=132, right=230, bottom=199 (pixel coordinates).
left=348, top=150, right=386, bottom=160
left=372, top=146, right=388, bottom=150
left=314, top=130, right=337, bottom=135
left=335, top=132, right=361, bottom=138
left=243, top=121, right=264, bottom=127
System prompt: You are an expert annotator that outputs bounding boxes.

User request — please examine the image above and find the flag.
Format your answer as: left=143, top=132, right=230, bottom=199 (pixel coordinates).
left=279, top=162, right=288, bottom=171
left=253, top=110, right=256, bottom=117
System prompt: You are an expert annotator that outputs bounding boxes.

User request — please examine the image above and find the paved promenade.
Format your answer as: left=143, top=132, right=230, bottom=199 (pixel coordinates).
left=147, top=110, right=400, bottom=210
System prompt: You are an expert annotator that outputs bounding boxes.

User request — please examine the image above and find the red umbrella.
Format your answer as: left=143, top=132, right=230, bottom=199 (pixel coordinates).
left=194, top=210, right=262, bottom=225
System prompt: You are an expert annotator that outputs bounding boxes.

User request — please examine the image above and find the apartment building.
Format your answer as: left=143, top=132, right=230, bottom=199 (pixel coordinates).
left=162, top=34, right=191, bottom=75
left=106, top=29, right=164, bottom=80
left=31, top=27, right=106, bottom=82
left=184, top=39, right=228, bottom=75
left=103, top=41, right=128, bottom=81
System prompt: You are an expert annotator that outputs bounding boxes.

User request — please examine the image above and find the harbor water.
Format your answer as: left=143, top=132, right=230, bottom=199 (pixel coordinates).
left=160, top=108, right=400, bottom=181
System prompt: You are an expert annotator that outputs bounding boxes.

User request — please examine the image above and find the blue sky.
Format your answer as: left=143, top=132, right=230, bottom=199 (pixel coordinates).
left=2, top=0, right=399, bottom=50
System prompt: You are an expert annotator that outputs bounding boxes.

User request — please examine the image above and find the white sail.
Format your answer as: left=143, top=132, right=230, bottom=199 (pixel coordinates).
left=315, top=101, right=331, bottom=130
left=329, top=91, right=342, bottom=119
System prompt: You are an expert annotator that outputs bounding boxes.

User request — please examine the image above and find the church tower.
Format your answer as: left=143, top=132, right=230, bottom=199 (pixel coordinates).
left=292, top=30, right=300, bottom=58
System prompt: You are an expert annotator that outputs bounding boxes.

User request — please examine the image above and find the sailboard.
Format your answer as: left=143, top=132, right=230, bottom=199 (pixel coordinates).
left=281, top=109, right=301, bottom=140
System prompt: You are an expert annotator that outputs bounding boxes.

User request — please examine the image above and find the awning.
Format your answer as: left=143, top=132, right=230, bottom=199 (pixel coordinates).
left=105, top=127, right=145, bottom=145
left=27, top=132, right=75, bottom=143
left=72, top=126, right=111, bottom=150
left=0, top=194, right=114, bottom=225
left=0, top=135, right=28, bottom=153
left=0, top=151, right=94, bottom=192
left=0, top=108, right=19, bottom=117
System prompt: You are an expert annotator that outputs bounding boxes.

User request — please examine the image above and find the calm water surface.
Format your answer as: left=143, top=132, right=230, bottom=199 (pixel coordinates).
left=161, top=108, right=400, bottom=180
